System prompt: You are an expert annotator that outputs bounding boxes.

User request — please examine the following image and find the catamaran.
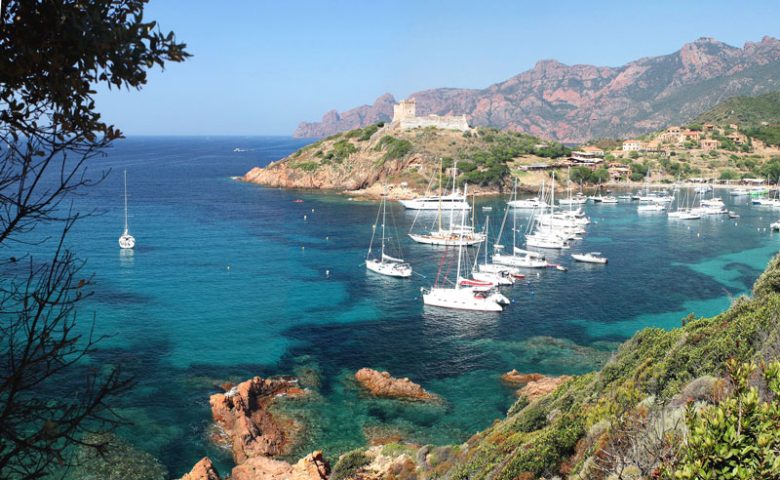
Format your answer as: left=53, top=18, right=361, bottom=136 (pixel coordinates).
left=366, top=192, right=412, bottom=278
left=118, top=169, right=136, bottom=250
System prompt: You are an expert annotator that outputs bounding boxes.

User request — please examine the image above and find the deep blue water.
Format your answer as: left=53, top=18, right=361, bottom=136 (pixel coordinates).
left=23, top=137, right=780, bottom=476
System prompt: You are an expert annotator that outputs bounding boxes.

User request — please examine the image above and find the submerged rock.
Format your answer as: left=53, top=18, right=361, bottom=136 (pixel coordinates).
left=180, top=457, right=222, bottom=480
left=501, top=369, right=545, bottom=385
left=355, top=368, right=438, bottom=402
left=209, top=376, right=307, bottom=464
left=516, top=375, right=572, bottom=401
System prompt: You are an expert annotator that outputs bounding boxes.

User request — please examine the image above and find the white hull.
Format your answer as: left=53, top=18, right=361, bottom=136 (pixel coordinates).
left=571, top=253, right=607, bottom=264
left=399, top=197, right=470, bottom=210
left=637, top=204, right=665, bottom=212
left=408, top=232, right=485, bottom=246
left=525, top=234, right=569, bottom=249
left=472, top=270, right=515, bottom=286
left=668, top=210, right=701, bottom=220
left=477, top=262, right=521, bottom=276
left=508, top=198, right=546, bottom=209
left=492, top=253, right=548, bottom=268
left=118, top=232, right=135, bottom=250
left=422, top=287, right=503, bottom=312
left=366, top=259, right=412, bottom=278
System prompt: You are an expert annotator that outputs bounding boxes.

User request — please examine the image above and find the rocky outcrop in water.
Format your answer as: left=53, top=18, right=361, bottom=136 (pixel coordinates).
left=209, top=376, right=307, bottom=464
left=180, top=457, right=221, bottom=480
left=294, top=36, right=780, bottom=143
left=500, top=370, right=545, bottom=385
left=515, top=375, right=572, bottom=402
left=355, top=368, right=438, bottom=402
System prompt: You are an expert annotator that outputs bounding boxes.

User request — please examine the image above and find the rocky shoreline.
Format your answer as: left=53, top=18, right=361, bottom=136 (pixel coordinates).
left=179, top=368, right=568, bottom=480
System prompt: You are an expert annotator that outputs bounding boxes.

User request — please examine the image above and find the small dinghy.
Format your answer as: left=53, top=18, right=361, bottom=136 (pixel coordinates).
left=728, top=211, right=740, bottom=219
left=571, top=252, right=608, bottom=264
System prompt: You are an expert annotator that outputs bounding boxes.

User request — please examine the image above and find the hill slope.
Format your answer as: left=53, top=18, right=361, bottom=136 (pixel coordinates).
left=242, top=123, right=569, bottom=195
left=295, top=36, right=780, bottom=143
left=694, top=91, right=780, bottom=125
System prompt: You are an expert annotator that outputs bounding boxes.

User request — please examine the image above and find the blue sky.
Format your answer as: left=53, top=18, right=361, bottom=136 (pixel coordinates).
left=95, top=0, right=780, bottom=136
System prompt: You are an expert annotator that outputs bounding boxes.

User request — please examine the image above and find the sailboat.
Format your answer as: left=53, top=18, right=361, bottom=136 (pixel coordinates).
left=408, top=161, right=485, bottom=246
left=492, top=181, right=550, bottom=268
left=422, top=184, right=506, bottom=312
left=118, top=169, right=136, bottom=250
left=470, top=217, right=517, bottom=285
left=525, top=173, right=570, bottom=249
left=366, top=192, right=412, bottom=278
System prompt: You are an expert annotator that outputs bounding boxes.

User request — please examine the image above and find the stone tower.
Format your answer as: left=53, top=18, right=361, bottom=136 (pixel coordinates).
left=392, top=98, right=416, bottom=123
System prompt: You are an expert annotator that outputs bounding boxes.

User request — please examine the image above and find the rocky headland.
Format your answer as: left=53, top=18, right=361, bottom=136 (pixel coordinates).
left=241, top=122, right=568, bottom=197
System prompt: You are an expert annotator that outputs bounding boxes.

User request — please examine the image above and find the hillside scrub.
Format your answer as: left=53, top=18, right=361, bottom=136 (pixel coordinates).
left=438, top=254, right=780, bottom=480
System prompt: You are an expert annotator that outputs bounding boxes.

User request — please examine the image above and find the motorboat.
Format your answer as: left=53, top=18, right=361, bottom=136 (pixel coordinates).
left=571, top=252, right=608, bottom=264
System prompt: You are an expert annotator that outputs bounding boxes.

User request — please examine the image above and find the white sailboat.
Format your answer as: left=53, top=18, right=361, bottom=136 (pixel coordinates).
left=525, top=173, right=570, bottom=249
left=118, top=169, right=136, bottom=250
left=470, top=217, right=516, bottom=286
left=492, top=181, right=550, bottom=268
left=366, top=193, right=412, bottom=278
left=409, top=161, right=485, bottom=246
left=422, top=184, right=506, bottom=312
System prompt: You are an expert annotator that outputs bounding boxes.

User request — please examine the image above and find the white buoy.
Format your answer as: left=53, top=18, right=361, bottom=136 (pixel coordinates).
left=325, top=269, right=330, bottom=277
left=304, top=215, right=307, bottom=221
left=227, top=265, right=231, bottom=271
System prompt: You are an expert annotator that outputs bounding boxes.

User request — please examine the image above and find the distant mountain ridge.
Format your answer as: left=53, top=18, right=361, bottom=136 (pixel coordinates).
left=294, top=36, right=780, bottom=143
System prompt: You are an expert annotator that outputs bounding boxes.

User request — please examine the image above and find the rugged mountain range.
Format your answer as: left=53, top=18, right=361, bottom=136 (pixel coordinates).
left=294, top=36, right=780, bottom=143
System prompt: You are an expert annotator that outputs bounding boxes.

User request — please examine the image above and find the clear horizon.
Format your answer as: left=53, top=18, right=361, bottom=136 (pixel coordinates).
left=95, top=0, right=780, bottom=136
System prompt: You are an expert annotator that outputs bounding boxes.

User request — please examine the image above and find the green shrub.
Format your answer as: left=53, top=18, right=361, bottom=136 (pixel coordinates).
left=331, top=449, right=371, bottom=480
left=667, top=360, right=780, bottom=479
left=293, top=161, right=319, bottom=172
left=375, top=135, right=413, bottom=161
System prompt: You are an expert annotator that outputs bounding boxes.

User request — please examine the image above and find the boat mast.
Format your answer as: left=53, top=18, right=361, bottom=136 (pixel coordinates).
left=455, top=183, right=468, bottom=289
left=123, top=169, right=129, bottom=234
left=380, top=192, right=387, bottom=262
left=438, top=159, right=443, bottom=232
left=449, top=161, right=457, bottom=232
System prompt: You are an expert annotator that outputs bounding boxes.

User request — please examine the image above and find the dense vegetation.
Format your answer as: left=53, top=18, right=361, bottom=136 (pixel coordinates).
left=695, top=91, right=780, bottom=147
left=430, top=254, right=780, bottom=480
left=455, top=128, right=569, bottom=187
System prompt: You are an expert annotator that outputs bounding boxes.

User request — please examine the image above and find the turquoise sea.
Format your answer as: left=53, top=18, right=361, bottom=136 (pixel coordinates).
left=32, top=137, right=780, bottom=476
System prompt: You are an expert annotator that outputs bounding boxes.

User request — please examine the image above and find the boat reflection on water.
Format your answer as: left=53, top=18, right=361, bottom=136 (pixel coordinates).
left=119, top=247, right=135, bottom=266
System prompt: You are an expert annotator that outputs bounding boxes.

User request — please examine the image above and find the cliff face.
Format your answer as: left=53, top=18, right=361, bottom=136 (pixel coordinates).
left=294, top=36, right=780, bottom=143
